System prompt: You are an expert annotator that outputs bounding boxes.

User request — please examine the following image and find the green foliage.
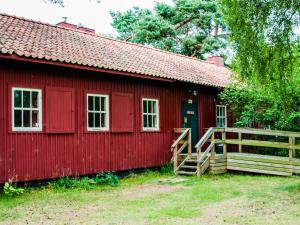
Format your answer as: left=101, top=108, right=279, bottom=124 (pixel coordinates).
left=159, top=163, right=174, bottom=174
left=221, top=0, right=300, bottom=86
left=219, top=3, right=300, bottom=132
left=219, top=74, right=300, bottom=132
left=49, top=173, right=119, bottom=191
left=3, top=182, right=24, bottom=197
left=111, top=0, right=226, bottom=58
left=49, top=177, right=93, bottom=191
left=93, top=172, right=119, bottom=187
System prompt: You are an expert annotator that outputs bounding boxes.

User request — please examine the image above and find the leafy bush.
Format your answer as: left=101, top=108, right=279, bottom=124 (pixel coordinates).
left=160, top=163, right=173, bottom=174
left=49, top=177, right=93, bottom=191
left=3, top=182, right=25, bottom=197
left=93, top=172, right=119, bottom=187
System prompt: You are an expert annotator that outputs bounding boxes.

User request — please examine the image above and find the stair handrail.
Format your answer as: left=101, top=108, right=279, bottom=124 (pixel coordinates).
left=195, top=127, right=214, bottom=151
left=171, top=128, right=190, bottom=149
left=171, top=128, right=192, bottom=173
left=194, top=127, right=216, bottom=176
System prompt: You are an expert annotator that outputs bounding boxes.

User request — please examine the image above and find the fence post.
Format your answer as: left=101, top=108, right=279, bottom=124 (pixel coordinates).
left=197, top=147, right=201, bottom=177
left=222, top=131, right=227, bottom=156
left=289, top=136, right=295, bottom=162
left=238, top=132, right=242, bottom=153
left=173, top=146, right=178, bottom=172
left=188, top=128, right=192, bottom=155
left=211, top=132, right=215, bottom=161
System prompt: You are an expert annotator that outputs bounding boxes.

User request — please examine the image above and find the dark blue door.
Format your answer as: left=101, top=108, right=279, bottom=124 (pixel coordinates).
left=181, top=101, right=199, bottom=149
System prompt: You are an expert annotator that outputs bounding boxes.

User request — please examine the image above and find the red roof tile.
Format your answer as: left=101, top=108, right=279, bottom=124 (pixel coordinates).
left=0, top=13, right=230, bottom=87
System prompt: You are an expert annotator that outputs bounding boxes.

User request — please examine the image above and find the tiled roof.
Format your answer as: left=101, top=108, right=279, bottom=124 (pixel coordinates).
left=0, top=13, right=230, bottom=88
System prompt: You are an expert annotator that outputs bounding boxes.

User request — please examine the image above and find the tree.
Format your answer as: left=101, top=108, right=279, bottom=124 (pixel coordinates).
left=219, top=1, right=300, bottom=131
left=111, top=0, right=226, bottom=59
left=221, top=0, right=300, bottom=85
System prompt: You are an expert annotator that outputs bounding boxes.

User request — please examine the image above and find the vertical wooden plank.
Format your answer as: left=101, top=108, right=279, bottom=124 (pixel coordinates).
left=188, top=128, right=192, bottom=155
left=289, top=136, right=295, bottom=162
left=173, top=146, right=178, bottom=172
left=222, top=131, right=227, bottom=155
left=211, top=132, right=215, bottom=160
left=238, top=132, right=242, bottom=153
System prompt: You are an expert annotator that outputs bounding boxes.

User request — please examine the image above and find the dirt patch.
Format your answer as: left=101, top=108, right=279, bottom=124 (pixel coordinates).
left=119, top=183, right=187, bottom=200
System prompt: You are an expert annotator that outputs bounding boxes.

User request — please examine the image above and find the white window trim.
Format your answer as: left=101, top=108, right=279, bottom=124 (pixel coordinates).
left=87, top=94, right=109, bottom=131
left=12, top=87, right=43, bottom=132
left=142, top=98, right=160, bottom=131
left=216, top=105, right=227, bottom=128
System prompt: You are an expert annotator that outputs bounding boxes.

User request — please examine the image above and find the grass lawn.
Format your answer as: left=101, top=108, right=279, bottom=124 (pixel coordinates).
left=0, top=171, right=300, bottom=225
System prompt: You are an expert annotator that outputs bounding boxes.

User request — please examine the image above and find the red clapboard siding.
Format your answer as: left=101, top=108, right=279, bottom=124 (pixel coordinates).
left=46, top=87, right=75, bottom=133
left=0, top=60, right=220, bottom=183
left=111, top=93, right=134, bottom=133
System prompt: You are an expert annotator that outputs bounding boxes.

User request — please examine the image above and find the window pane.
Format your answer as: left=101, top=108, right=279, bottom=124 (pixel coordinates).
left=148, top=101, right=152, bottom=113
left=153, top=101, right=157, bottom=113
left=94, top=97, right=100, bottom=111
left=88, top=113, right=94, bottom=128
left=31, top=92, right=38, bottom=108
left=32, top=110, right=39, bottom=127
left=88, top=96, right=94, bottom=111
left=14, top=110, right=22, bottom=127
left=23, top=91, right=30, bottom=108
left=23, top=110, right=30, bottom=127
left=101, top=97, right=106, bottom=111
left=95, top=113, right=100, bottom=127
left=148, top=115, right=153, bottom=127
left=143, top=100, right=147, bottom=113
left=143, top=115, right=147, bottom=128
left=153, top=115, right=157, bottom=128
left=101, top=113, right=106, bottom=128
left=14, top=90, right=22, bottom=107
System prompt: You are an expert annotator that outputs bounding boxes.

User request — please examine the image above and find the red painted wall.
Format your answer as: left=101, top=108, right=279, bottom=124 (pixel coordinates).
left=0, top=60, right=219, bottom=183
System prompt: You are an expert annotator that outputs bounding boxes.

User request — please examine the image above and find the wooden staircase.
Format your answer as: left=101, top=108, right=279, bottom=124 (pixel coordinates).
left=172, top=127, right=300, bottom=177
left=172, top=128, right=214, bottom=176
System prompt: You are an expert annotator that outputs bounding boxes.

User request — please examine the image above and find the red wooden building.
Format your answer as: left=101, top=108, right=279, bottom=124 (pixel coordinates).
left=0, top=14, right=230, bottom=183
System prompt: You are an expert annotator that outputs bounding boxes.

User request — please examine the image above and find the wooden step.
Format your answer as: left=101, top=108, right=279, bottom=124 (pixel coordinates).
left=186, top=159, right=197, bottom=163
left=177, top=171, right=196, bottom=175
left=180, top=165, right=197, bottom=169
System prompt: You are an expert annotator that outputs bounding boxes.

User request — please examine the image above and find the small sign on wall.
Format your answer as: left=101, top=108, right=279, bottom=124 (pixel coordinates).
left=188, top=99, right=193, bottom=104
left=186, top=111, right=195, bottom=115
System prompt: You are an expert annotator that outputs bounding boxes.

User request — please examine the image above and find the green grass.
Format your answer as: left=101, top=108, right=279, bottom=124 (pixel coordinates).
left=0, top=172, right=300, bottom=224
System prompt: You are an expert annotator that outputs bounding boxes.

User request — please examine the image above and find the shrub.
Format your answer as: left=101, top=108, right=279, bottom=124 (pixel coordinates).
left=49, top=177, right=93, bottom=191
left=93, top=172, right=119, bottom=187
left=3, top=182, right=25, bottom=197
left=160, top=163, right=173, bottom=174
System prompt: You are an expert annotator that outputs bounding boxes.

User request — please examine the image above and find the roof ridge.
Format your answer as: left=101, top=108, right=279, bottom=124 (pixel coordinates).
left=0, top=12, right=221, bottom=67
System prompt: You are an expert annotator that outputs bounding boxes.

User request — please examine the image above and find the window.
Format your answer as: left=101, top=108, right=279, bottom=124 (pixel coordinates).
left=216, top=105, right=227, bottom=128
left=12, top=87, right=42, bottom=131
left=142, top=98, right=159, bottom=131
left=87, top=94, right=109, bottom=131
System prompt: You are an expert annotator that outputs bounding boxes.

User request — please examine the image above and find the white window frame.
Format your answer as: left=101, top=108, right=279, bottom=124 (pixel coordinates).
left=216, top=105, right=227, bottom=128
left=87, top=94, right=109, bottom=131
left=12, top=87, right=43, bottom=132
left=142, top=98, right=159, bottom=131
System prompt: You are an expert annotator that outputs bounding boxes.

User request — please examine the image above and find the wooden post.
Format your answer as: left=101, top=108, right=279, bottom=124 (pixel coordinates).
left=188, top=128, right=192, bottom=155
left=289, top=136, right=295, bottom=162
left=211, top=132, right=215, bottom=160
left=173, top=146, right=178, bottom=172
left=238, top=132, right=242, bottom=153
left=222, top=131, right=227, bottom=156
left=197, top=148, right=201, bottom=177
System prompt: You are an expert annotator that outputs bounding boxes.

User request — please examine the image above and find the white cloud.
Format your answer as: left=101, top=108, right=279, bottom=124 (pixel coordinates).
left=0, top=0, right=173, bottom=35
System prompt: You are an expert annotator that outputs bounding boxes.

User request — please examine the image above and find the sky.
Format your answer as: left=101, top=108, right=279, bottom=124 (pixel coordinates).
left=1, top=0, right=299, bottom=36
left=0, top=0, right=173, bottom=35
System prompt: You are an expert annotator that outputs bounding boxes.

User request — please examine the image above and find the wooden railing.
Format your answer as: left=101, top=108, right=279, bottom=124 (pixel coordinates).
left=213, top=127, right=300, bottom=161
left=194, top=127, right=216, bottom=176
left=171, top=127, right=300, bottom=176
left=171, top=128, right=192, bottom=172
